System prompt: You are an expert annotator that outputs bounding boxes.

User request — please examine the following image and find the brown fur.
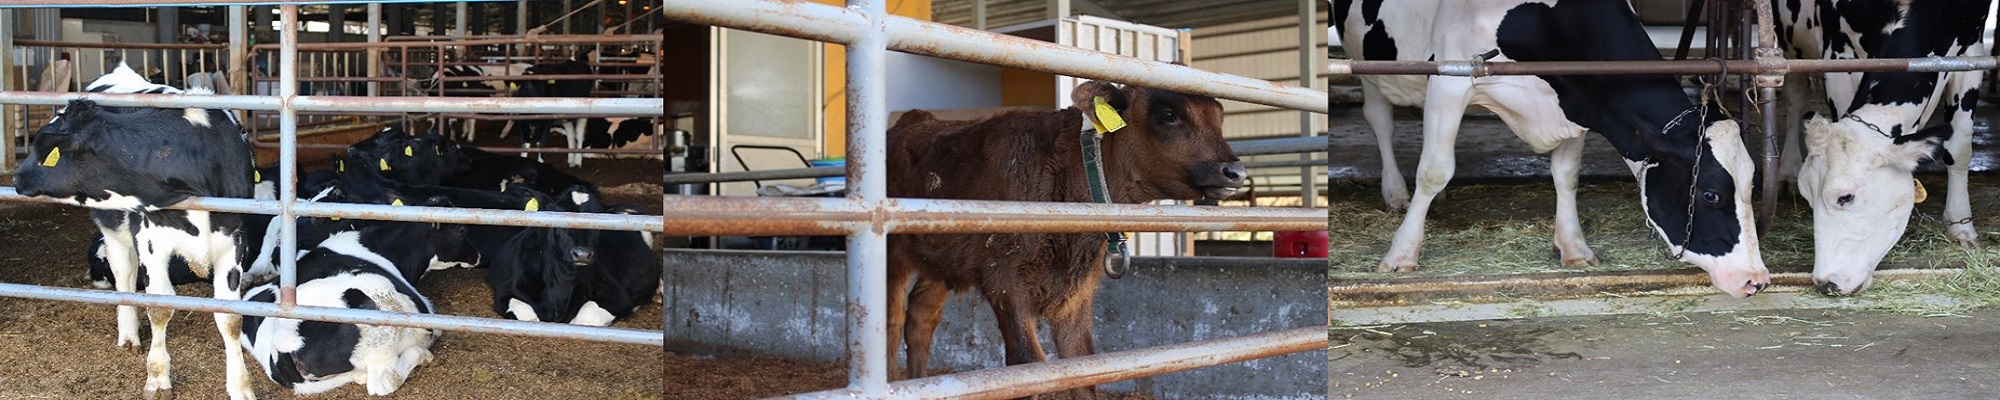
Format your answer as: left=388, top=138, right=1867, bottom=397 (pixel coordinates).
left=884, top=81, right=1241, bottom=399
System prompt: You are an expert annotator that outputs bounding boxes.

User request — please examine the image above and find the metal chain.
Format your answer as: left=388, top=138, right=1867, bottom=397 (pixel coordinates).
left=1842, top=114, right=1899, bottom=139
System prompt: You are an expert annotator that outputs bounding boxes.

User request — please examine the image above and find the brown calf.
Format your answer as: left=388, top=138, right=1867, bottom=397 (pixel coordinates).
left=885, top=81, right=1245, bottom=399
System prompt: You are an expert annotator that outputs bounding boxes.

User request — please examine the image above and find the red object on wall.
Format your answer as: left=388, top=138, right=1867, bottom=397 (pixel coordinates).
left=1273, top=231, right=1328, bottom=258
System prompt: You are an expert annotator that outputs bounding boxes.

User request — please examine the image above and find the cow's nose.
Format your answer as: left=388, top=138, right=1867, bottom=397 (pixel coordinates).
left=1815, top=281, right=1843, bottom=296
left=569, top=247, right=594, bottom=267
left=1219, top=163, right=1247, bottom=185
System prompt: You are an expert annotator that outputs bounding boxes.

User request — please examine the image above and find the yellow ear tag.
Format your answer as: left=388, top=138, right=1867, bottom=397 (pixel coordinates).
left=253, top=170, right=262, bottom=183
left=337, top=159, right=346, bottom=172
left=1914, top=178, right=1929, bottom=204
left=546, top=79, right=556, bottom=85
left=525, top=198, right=540, bottom=212
left=404, top=146, right=413, bottom=157
left=1090, top=96, right=1126, bottom=133
left=40, top=147, right=60, bottom=167
left=508, top=82, right=518, bottom=91
left=391, top=198, right=404, bottom=206
left=378, top=158, right=391, bottom=171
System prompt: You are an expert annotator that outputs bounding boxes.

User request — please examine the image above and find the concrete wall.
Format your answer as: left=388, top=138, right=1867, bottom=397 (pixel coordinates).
left=662, top=250, right=1325, bottom=399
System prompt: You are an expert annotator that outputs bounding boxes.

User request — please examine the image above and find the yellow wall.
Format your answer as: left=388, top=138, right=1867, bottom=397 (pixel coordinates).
left=820, top=0, right=931, bottom=158
left=998, top=67, right=1056, bottom=107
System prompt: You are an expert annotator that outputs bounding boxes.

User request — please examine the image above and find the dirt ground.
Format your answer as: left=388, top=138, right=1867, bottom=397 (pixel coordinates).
left=1332, top=308, right=2000, bottom=399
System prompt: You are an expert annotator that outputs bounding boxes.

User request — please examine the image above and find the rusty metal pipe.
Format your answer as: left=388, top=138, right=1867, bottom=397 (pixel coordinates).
left=0, top=282, right=663, bottom=345
left=782, top=327, right=1324, bottom=399
left=1328, top=56, right=2000, bottom=76
left=13, top=39, right=224, bottom=50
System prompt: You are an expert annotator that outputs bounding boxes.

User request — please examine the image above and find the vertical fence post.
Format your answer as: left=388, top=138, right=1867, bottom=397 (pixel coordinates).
left=276, top=4, right=300, bottom=307
left=1296, top=0, right=1317, bottom=208
left=367, top=3, right=381, bottom=97
left=0, top=8, right=12, bottom=173
left=228, top=6, right=245, bottom=121
left=845, top=0, right=890, bottom=396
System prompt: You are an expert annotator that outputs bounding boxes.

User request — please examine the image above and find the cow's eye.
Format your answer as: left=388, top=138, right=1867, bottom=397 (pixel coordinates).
left=1155, top=109, right=1180, bottom=125
left=1701, top=190, right=1722, bottom=205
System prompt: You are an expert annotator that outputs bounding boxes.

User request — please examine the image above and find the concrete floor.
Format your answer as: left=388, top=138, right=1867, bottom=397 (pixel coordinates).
left=1331, top=308, right=2000, bottom=399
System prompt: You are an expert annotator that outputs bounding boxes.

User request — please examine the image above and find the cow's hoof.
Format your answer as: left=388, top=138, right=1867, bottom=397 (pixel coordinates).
left=1383, top=197, right=1410, bottom=212
left=1562, top=256, right=1601, bottom=267
left=143, top=387, right=173, bottom=400
left=1950, top=227, right=1979, bottom=248
left=1376, top=260, right=1417, bottom=273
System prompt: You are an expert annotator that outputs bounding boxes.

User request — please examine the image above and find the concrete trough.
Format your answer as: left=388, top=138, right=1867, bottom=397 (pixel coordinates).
left=661, top=250, right=1326, bottom=399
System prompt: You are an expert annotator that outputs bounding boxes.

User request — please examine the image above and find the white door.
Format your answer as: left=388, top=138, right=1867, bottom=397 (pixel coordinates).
left=711, top=27, right=824, bottom=197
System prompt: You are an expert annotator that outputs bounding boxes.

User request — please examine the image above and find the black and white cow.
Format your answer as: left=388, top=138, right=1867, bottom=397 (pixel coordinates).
left=1773, top=0, right=1994, bottom=295
left=423, top=63, right=533, bottom=142
left=239, top=200, right=479, bottom=395
left=485, top=188, right=660, bottom=326
left=567, top=117, right=662, bottom=159
left=1337, top=0, right=1771, bottom=297
left=508, top=59, right=598, bottom=166
left=14, top=63, right=259, bottom=399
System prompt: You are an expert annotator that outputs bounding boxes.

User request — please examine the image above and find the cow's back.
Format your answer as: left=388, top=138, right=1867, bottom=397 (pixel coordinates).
left=887, top=109, right=1084, bottom=203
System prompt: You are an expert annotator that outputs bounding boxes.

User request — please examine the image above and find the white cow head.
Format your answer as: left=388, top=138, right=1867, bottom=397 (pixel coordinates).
left=1796, top=114, right=1950, bottom=295
left=1632, top=119, right=1770, bottom=298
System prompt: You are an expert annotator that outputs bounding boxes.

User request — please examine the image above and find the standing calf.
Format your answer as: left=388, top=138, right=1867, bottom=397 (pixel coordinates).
left=885, top=81, right=1245, bottom=398
left=15, top=63, right=258, bottom=400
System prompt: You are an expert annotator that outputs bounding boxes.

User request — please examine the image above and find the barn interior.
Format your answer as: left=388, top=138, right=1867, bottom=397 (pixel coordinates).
left=1329, top=1, right=2000, bottom=398
left=0, top=0, right=1331, bottom=399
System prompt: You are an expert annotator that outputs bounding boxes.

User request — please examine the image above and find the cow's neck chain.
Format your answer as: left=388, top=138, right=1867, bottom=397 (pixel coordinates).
left=1842, top=114, right=1899, bottom=139
left=1079, top=128, right=1131, bottom=279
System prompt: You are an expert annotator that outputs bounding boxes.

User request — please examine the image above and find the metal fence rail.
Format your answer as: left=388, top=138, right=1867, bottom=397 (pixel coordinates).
left=659, top=136, right=1331, bottom=185
left=667, top=0, right=1328, bottom=397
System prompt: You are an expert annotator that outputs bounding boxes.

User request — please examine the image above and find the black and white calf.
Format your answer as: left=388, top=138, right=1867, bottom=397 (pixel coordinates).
left=14, top=63, right=259, bottom=399
left=1774, top=0, right=1994, bottom=295
left=486, top=189, right=659, bottom=326
left=239, top=203, right=479, bottom=395
left=1337, top=0, right=1771, bottom=297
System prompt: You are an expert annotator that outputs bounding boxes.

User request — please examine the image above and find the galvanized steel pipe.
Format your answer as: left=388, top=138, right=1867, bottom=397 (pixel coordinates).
left=279, top=3, right=301, bottom=305
left=0, top=92, right=662, bottom=115
left=661, top=0, right=1328, bottom=113
left=0, top=282, right=663, bottom=345
left=844, top=0, right=892, bottom=394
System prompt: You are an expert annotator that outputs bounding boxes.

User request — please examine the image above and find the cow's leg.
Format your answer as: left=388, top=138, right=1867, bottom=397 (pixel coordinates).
left=983, top=289, right=1046, bottom=368
left=1362, top=81, right=1409, bottom=210
left=96, top=217, right=142, bottom=348
left=884, top=253, right=914, bottom=379
left=570, top=117, right=588, bottom=167
left=135, top=236, right=177, bottom=399
left=1380, top=78, right=1472, bottom=272
left=1047, top=285, right=1099, bottom=400
left=903, top=276, right=951, bottom=379
left=1943, top=72, right=1982, bottom=246
left=210, top=248, right=256, bottom=400
left=464, top=119, right=479, bottom=143
left=1549, top=137, right=1598, bottom=266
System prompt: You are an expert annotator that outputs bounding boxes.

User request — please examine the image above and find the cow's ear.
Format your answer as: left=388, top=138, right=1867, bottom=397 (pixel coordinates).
left=1069, top=80, right=1128, bottom=114
left=1890, top=124, right=1954, bottom=167
left=1801, top=113, right=1839, bottom=155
